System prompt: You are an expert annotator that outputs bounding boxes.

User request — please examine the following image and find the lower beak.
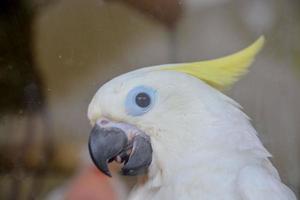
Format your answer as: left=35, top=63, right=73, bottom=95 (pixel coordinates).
left=88, top=118, right=152, bottom=177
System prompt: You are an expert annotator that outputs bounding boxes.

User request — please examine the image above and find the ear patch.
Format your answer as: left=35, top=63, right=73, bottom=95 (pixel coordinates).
left=161, top=36, right=265, bottom=90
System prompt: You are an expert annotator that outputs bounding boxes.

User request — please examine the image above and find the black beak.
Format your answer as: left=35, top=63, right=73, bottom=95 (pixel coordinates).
left=88, top=123, right=152, bottom=177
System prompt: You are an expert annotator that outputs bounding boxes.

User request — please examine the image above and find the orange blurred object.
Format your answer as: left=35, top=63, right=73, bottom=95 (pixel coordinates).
left=65, top=166, right=117, bottom=200
left=108, top=0, right=182, bottom=28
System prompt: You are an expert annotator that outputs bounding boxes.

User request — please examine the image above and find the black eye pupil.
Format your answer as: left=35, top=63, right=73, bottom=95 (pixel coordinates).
left=135, top=92, right=151, bottom=108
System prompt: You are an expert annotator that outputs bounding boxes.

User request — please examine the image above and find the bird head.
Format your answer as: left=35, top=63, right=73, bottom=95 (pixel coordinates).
left=87, top=37, right=265, bottom=178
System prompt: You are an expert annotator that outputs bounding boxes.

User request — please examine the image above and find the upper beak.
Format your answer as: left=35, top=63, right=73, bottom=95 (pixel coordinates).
left=88, top=118, right=152, bottom=177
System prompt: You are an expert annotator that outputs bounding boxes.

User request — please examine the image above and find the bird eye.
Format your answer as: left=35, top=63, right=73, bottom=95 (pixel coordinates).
left=135, top=92, right=151, bottom=108
left=125, top=86, right=156, bottom=116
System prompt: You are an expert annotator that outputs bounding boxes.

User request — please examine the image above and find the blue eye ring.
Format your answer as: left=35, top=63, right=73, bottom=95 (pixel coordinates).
left=125, top=86, right=156, bottom=116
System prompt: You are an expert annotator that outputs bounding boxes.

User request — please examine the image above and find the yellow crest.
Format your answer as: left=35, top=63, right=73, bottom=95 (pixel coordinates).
left=161, top=36, right=265, bottom=90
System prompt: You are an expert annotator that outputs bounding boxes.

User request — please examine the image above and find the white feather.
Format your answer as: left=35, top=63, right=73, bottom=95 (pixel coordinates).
left=88, top=66, right=297, bottom=200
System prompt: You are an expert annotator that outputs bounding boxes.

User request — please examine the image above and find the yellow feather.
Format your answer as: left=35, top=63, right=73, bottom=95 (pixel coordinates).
left=161, top=36, right=265, bottom=90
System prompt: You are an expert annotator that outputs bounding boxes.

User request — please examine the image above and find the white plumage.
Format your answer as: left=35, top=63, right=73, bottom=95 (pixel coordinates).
left=88, top=69, right=296, bottom=200
left=88, top=38, right=297, bottom=199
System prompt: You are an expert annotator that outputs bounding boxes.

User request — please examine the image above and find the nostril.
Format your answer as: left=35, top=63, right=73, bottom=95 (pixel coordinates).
left=99, top=119, right=109, bottom=125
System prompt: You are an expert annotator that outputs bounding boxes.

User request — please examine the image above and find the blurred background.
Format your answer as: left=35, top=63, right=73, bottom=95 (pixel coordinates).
left=0, top=0, right=299, bottom=199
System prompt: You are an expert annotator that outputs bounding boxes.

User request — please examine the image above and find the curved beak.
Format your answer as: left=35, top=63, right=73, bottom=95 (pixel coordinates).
left=88, top=118, right=152, bottom=177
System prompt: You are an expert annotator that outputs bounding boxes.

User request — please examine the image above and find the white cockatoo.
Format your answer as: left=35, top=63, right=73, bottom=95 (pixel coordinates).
left=87, top=37, right=297, bottom=200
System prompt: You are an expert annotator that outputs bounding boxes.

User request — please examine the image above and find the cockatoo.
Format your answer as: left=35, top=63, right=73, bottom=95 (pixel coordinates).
left=87, top=37, right=297, bottom=200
